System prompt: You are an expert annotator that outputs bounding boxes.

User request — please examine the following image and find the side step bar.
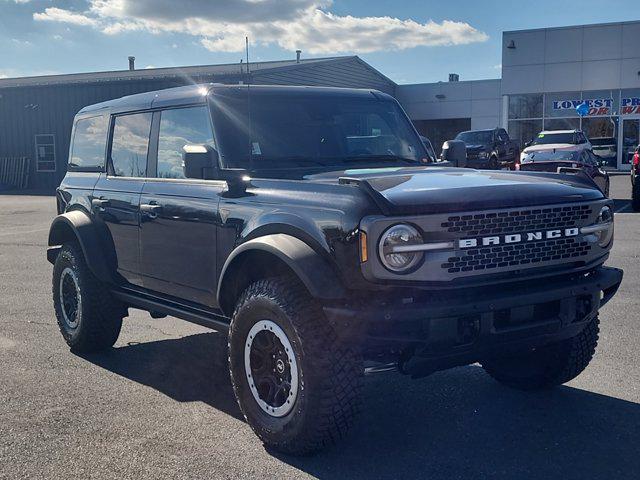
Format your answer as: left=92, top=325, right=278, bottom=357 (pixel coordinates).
left=112, top=290, right=230, bottom=333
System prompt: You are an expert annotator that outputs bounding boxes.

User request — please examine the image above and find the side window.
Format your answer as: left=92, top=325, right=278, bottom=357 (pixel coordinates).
left=157, top=106, right=215, bottom=179
left=499, top=129, right=509, bottom=141
left=110, top=112, right=152, bottom=177
left=69, top=115, right=108, bottom=169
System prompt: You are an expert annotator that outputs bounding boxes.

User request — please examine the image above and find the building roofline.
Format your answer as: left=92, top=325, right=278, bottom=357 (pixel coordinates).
left=0, top=55, right=351, bottom=89
left=503, top=19, right=640, bottom=35
left=398, top=78, right=501, bottom=87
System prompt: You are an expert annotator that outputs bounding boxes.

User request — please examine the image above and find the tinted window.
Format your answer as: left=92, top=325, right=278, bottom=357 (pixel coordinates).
left=455, top=131, right=493, bottom=144
left=157, top=106, right=215, bottom=179
left=110, top=113, right=152, bottom=177
left=70, top=115, right=108, bottom=169
left=210, top=92, right=427, bottom=173
left=531, top=132, right=577, bottom=146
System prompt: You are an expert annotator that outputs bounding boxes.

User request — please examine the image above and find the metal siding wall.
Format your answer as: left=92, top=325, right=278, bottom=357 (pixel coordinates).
left=0, top=75, right=226, bottom=190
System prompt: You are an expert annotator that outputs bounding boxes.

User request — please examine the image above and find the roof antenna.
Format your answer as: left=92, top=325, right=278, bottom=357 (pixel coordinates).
left=246, top=36, right=253, bottom=171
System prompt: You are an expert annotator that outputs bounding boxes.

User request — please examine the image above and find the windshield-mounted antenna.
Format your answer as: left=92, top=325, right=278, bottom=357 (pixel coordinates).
left=246, top=36, right=253, bottom=172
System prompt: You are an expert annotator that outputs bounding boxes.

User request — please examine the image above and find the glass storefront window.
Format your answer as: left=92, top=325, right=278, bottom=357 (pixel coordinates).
left=508, top=119, right=543, bottom=149
left=621, top=89, right=640, bottom=116
left=543, top=118, right=580, bottom=130
left=580, top=90, right=618, bottom=117
left=582, top=117, right=617, bottom=139
left=621, top=119, right=639, bottom=165
left=508, top=94, right=543, bottom=119
left=545, top=92, right=582, bottom=118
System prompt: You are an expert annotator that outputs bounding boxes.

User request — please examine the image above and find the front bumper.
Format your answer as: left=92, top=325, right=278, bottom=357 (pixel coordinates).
left=324, top=266, right=622, bottom=376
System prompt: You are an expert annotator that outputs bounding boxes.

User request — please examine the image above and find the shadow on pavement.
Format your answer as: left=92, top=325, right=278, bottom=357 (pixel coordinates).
left=80, top=332, right=640, bottom=479
left=79, top=331, right=243, bottom=421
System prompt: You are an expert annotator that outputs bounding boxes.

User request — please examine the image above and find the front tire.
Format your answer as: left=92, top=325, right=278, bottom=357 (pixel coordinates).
left=52, top=243, right=124, bottom=352
left=228, top=277, right=363, bottom=455
left=481, top=316, right=599, bottom=391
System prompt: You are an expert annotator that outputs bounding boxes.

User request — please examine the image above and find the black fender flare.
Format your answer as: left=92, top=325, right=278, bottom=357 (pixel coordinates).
left=217, top=233, right=346, bottom=310
left=48, top=210, right=116, bottom=283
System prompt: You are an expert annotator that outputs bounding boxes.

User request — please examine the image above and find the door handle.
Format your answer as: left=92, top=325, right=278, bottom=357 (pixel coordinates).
left=91, top=198, right=110, bottom=212
left=140, top=202, right=162, bottom=219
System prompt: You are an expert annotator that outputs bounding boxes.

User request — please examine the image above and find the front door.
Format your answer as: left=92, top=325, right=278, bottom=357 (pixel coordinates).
left=92, top=111, right=153, bottom=286
left=138, top=105, right=223, bottom=307
left=620, top=117, right=640, bottom=170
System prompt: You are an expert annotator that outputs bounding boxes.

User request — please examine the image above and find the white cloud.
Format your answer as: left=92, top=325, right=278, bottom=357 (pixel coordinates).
left=53, top=34, right=63, bottom=40
left=34, top=7, right=98, bottom=27
left=32, top=1, right=488, bottom=55
left=11, top=38, right=32, bottom=46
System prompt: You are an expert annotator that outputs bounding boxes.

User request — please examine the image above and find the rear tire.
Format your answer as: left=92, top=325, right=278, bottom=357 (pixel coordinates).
left=481, top=316, right=599, bottom=391
left=228, top=276, right=363, bottom=455
left=633, top=181, right=640, bottom=212
left=52, top=243, right=124, bottom=352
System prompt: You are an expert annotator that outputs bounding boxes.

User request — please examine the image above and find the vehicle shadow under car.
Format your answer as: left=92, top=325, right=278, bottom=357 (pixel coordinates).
left=79, top=331, right=640, bottom=480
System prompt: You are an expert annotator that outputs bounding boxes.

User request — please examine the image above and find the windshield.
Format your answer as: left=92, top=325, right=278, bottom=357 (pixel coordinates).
left=531, top=132, right=576, bottom=146
left=210, top=90, right=427, bottom=173
left=455, top=131, right=493, bottom=144
left=523, top=150, right=580, bottom=162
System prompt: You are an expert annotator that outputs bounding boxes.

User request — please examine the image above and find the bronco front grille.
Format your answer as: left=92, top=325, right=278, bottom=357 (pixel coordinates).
left=441, top=237, right=592, bottom=273
left=440, top=204, right=591, bottom=237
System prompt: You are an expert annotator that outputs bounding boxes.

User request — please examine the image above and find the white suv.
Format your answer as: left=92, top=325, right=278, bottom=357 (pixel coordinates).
left=521, top=130, right=592, bottom=163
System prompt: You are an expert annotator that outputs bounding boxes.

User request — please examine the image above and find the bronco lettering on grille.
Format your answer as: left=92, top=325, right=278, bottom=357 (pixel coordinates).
left=459, top=228, right=579, bottom=249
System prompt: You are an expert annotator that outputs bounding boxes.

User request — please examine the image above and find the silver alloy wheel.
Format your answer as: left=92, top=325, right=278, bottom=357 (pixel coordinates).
left=244, top=319, right=299, bottom=417
left=59, top=267, right=81, bottom=329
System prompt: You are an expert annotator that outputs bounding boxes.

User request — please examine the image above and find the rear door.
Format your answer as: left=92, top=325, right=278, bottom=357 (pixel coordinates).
left=138, top=105, right=224, bottom=307
left=92, top=111, right=153, bottom=286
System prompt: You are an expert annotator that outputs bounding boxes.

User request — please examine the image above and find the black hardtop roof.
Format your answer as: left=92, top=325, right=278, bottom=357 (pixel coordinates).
left=78, top=83, right=389, bottom=116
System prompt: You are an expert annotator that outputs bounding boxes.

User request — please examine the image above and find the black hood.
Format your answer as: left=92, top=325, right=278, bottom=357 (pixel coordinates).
left=306, top=167, right=603, bottom=215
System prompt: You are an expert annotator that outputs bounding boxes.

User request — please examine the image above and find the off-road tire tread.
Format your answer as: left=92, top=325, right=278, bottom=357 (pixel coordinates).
left=228, top=276, right=363, bottom=455
left=52, top=243, right=123, bottom=352
left=482, top=316, right=599, bottom=391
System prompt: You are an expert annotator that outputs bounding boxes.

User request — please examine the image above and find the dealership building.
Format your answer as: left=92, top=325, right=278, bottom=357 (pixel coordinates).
left=0, top=19, right=638, bottom=190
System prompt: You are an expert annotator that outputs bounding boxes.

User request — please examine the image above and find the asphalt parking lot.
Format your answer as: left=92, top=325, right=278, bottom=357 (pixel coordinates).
left=1, top=175, right=639, bottom=480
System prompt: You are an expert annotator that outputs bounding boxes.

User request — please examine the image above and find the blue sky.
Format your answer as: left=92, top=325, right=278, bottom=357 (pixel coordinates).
left=0, top=0, right=638, bottom=84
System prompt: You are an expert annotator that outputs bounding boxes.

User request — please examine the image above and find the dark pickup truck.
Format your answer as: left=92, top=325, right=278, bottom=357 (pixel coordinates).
left=48, top=84, right=621, bottom=455
left=455, top=127, right=520, bottom=170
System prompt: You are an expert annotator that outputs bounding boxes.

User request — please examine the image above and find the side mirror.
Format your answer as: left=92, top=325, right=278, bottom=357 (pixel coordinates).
left=441, top=140, right=467, bottom=168
left=524, top=140, right=532, bottom=148
left=183, top=144, right=218, bottom=179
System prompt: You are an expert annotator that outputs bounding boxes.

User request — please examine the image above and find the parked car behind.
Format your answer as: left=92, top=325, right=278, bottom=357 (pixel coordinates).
left=519, top=148, right=609, bottom=196
left=454, top=128, right=519, bottom=170
left=521, top=130, right=592, bottom=162
left=631, top=144, right=640, bottom=211
left=590, top=137, right=617, bottom=167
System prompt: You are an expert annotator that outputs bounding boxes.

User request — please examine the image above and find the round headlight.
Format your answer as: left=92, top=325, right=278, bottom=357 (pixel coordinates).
left=378, top=224, right=424, bottom=273
left=479, top=151, right=489, bottom=159
left=595, top=205, right=614, bottom=247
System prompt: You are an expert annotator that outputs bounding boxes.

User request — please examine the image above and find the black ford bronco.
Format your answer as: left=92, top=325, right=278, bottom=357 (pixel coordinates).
left=48, top=84, right=622, bottom=455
